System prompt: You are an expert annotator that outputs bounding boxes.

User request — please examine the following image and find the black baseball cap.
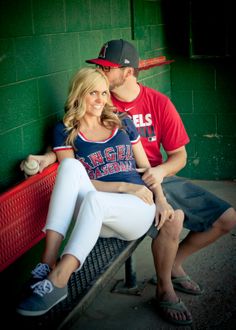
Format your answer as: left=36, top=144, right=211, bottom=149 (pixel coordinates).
left=86, top=39, right=139, bottom=68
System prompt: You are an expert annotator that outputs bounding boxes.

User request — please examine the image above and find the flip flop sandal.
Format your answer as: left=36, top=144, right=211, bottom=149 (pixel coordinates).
left=172, top=275, right=204, bottom=295
left=156, top=298, right=193, bottom=325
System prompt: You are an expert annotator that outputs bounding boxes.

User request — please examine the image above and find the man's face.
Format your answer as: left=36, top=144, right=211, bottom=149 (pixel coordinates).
left=96, top=65, right=127, bottom=91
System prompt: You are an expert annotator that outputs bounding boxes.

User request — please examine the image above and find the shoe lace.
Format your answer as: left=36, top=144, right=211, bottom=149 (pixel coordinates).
left=31, top=263, right=50, bottom=279
left=31, top=279, right=53, bottom=297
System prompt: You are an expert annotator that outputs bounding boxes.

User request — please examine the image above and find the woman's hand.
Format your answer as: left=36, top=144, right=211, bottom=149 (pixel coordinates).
left=124, top=183, right=154, bottom=205
left=20, top=152, right=56, bottom=174
left=154, top=198, right=175, bottom=230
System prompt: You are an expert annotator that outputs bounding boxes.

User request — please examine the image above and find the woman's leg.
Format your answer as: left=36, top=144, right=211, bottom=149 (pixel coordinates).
left=60, top=190, right=156, bottom=276
left=17, top=190, right=155, bottom=316
left=41, top=158, right=95, bottom=268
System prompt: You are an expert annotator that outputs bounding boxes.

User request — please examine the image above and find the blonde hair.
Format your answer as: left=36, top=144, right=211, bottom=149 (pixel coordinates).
left=64, top=67, right=122, bottom=147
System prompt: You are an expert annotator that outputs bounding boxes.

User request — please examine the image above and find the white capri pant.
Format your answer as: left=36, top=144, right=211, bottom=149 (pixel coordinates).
left=45, top=158, right=155, bottom=269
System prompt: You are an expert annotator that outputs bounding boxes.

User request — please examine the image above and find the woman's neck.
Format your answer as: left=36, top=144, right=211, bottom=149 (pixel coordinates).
left=80, top=116, right=101, bottom=130
left=79, top=118, right=113, bottom=142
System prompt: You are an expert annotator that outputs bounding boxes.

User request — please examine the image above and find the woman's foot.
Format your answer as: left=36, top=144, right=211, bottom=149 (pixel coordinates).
left=16, top=279, right=68, bottom=316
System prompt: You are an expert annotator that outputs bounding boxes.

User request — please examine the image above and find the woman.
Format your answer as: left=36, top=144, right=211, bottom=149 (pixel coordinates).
left=17, top=68, right=183, bottom=316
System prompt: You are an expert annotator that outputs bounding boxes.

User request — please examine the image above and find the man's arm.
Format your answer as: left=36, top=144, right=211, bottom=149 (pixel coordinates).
left=141, top=146, right=187, bottom=185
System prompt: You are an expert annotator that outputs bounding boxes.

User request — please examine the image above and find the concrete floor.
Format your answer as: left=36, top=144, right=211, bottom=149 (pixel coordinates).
left=67, top=180, right=236, bottom=330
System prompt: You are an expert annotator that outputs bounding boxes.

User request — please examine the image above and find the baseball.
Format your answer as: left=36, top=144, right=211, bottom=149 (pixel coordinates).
left=23, top=159, right=40, bottom=176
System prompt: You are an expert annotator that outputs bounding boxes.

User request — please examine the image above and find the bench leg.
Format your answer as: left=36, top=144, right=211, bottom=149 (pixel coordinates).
left=125, top=256, right=137, bottom=288
left=111, top=256, right=147, bottom=295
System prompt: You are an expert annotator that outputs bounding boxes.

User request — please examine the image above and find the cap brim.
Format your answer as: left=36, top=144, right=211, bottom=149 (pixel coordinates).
left=86, top=58, right=120, bottom=67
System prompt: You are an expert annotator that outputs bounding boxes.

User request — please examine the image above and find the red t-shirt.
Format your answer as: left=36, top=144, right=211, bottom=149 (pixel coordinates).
left=111, top=84, right=190, bottom=167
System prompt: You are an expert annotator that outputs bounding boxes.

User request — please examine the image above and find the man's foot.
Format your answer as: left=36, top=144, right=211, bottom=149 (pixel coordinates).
left=155, top=297, right=193, bottom=325
left=16, top=279, right=68, bottom=316
left=150, top=273, right=203, bottom=295
left=171, top=275, right=203, bottom=295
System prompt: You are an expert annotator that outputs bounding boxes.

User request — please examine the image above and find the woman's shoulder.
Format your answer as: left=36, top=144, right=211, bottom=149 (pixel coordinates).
left=117, top=114, right=139, bottom=141
left=54, top=120, right=64, bottom=127
left=118, top=113, right=133, bottom=126
left=53, top=120, right=68, bottom=138
left=54, top=120, right=66, bottom=131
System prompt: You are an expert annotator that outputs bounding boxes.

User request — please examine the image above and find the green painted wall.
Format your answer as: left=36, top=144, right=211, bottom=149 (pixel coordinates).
left=165, top=0, right=236, bottom=180
left=0, top=0, right=171, bottom=191
left=0, top=0, right=235, bottom=191
left=172, top=57, right=236, bottom=180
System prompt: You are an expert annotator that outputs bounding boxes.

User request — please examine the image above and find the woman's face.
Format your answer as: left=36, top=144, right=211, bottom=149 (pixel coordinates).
left=84, top=79, right=109, bottom=118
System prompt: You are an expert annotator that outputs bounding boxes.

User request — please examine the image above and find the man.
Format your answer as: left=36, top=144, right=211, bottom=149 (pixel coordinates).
left=24, top=39, right=236, bottom=325
left=84, top=39, right=236, bottom=325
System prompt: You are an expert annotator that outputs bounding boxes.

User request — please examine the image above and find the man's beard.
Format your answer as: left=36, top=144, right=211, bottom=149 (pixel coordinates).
left=109, top=76, right=126, bottom=91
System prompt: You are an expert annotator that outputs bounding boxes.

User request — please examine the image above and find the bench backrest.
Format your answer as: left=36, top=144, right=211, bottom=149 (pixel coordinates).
left=0, top=163, right=59, bottom=272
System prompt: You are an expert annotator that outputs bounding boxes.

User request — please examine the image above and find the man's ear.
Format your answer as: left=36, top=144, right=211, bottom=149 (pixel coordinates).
left=124, top=67, right=134, bottom=78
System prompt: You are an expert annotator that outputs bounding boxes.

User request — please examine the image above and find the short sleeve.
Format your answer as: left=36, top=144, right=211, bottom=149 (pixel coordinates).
left=53, top=121, right=73, bottom=152
left=160, top=99, right=190, bottom=151
left=122, top=117, right=140, bottom=144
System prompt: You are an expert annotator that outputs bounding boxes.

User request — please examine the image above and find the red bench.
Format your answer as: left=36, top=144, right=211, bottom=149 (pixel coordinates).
left=0, top=163, right=58, bottom=272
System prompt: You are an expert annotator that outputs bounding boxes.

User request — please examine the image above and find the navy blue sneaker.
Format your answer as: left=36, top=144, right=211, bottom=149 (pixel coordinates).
left=30, top=263, right=51, bottom=284
left=22, top=263, right=51, bottom=295
left=16, top=279, right=68, bottom=316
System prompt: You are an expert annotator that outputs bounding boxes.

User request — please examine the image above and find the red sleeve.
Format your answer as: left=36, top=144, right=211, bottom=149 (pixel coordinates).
left=160, top=98, right=190, bottom=151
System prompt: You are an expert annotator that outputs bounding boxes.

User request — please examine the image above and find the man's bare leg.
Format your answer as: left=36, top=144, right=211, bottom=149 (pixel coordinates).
left=172, top=208, right=236, bottom=290
left=152, top=210, right=192, bottom=322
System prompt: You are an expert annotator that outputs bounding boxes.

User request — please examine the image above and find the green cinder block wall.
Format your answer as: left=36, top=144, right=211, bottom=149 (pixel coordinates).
left=0, top=0, right=235, bottom=192
left=171, top=57, right=236, bottom=180
left=0, top=0, right=171, bottom=191
left=165, top=0, right=236, bottom=180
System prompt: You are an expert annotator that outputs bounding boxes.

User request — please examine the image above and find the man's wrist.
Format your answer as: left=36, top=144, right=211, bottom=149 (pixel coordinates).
left=155, top=164, right=168, bottom=179
left=155, top=196, right=167, bottom=203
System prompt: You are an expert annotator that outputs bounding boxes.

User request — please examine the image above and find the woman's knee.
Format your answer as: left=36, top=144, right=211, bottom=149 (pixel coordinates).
left=58, top=158, right=88, bottom=180
left=59, top=158, right=83, bottom=172
left=83, top=191, right=104, bottom=211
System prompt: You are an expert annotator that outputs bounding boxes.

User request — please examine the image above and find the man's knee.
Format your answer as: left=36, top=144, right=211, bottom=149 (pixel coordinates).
left=214, top=207, right=236, bottom=233
left=158, top=209, right=184, bottom=240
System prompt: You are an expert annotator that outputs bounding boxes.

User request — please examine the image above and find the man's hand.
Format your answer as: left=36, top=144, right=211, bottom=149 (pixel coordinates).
left=137, top=166, right=166, bottom=189
left=154, top=199, right=175, bottom=230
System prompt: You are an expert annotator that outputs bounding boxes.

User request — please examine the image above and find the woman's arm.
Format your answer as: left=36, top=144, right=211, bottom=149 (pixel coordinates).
left=132, top=141, right=175, bottom=229
left=92, top=180, right=153, bottom=205
left=20, top=148, right=57, bottom=173
left=131, top=141, right=151, bottom=169
left=141, top=146, right=187, bottom=186
left=21, top=148, right=74, bottom=174
left=55, top=149, right=75, bottom=162
left=132, top=141, right=165, bottom=198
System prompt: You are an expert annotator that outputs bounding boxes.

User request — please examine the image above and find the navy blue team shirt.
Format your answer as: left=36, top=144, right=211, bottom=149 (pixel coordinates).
left=53, top=117, right=145, bottom=185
